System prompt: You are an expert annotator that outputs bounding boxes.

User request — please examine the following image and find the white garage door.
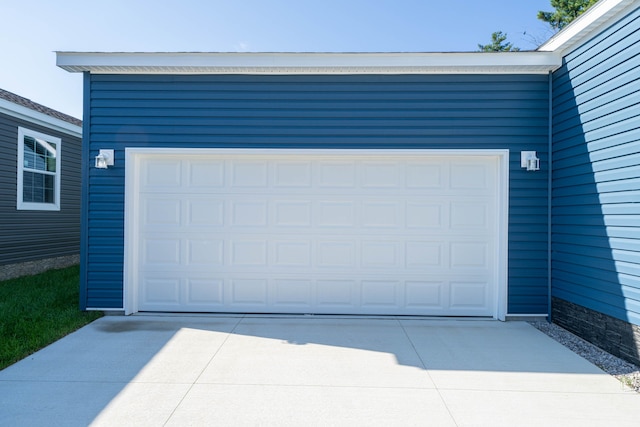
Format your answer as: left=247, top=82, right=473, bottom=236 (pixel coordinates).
left=125, top=149, right=506, bottom=317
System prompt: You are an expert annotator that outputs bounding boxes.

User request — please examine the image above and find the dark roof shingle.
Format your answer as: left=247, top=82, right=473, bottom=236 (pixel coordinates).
left=0, top=88, right=82, bottom=127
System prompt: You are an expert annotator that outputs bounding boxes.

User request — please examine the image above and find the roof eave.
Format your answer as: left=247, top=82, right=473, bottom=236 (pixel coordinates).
left=0, top=98, right=82, bottom=138
left=56, top=51, right=563, bottom=75
left=537, top=0, right=638, bottom=53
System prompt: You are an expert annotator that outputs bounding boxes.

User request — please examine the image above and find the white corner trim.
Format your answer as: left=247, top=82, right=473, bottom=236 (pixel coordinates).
left=497, top=150, right=510, bottom=322
left=537, top=0, right=638, bottom=53
left=0, top=98, right=81, bottom=138
left=57, top=51, right=562, bottom=75
left=123, top=148, right=141, bottom=315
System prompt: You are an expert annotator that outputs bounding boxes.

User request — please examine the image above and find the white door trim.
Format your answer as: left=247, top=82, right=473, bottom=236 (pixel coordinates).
left=123, top=148, right=509, bottom=318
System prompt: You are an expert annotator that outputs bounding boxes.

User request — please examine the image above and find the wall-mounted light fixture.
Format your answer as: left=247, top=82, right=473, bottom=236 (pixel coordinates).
left=95, top=149, right=114, bottom=169
left=521, top=151, right=540, bottom=171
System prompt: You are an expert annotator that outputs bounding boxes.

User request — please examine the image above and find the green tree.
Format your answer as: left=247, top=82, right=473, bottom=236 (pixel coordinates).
left=537, top=0, right=599, bottom=31
left=478, top=31, right=520, bottom=52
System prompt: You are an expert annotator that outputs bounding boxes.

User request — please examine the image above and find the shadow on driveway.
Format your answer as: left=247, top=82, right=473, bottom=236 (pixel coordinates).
left=0, top=316, right=638, bottom=426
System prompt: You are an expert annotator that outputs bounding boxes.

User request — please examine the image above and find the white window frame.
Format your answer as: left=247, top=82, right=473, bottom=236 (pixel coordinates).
left=17, top=127, right=62, bottom=211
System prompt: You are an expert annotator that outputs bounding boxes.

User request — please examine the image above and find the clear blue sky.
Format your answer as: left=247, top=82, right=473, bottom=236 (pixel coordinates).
left=2, top=0, right=554, bottom=119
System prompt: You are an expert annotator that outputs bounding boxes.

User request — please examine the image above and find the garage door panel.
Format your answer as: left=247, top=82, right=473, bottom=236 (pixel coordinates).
left=361, top=161, right=401, bottom=188
left=274, top=161, right=313, bottom=187
left=317, top=241, right=356, bottom=268
left=312, top=280, right=354, bottom=309
left=137, top=275, right=494, bottom=315
left=144, top=198, right=181, bottom=225
left=450, top=281, right=490, bottom=309
left=361, top=280, right=401, bottom=308
left=317, top=201, right=355, bottom=227
left=406, top=202, right=443, bottom=229
left=231, top=240, right=268, bottom=266
left=231, top=161, right=268, bottom=188
left=406, top=162, right=444, bottom=188
left=230, top=279, right=268, bottom=306
left=405, top=281, right=445, bottom=309
left=273, top=279, right=313, bottom=308
left=405, top=241, right=444, bottom=268
left=361, top=201, right=401, bottom=228
left=450, top=201, right=490, bottom=229
left=187, top=160, right=224, bottom=188
left=450, top=163, right=492, bottom=190
left=141, top=277, right=181, bottom=305
left=274, top=201, right=312, bottom=227
left=132, top=152, right=502, bottom=316
left=188, top=199, right=224, bottom=227
left=318, top=161, right=357, bottom=187
left=141, top=196, right=224, bottom=229
left=187, top=239, right=224, bottom=266
left=186, top=279, right=224, bottom=306
left=450, top=242, right=491, bottom=269
left=361, top=241, right=400, bottom=268
left=142, top=159, right=182, bottom=189
left=143, top=238, right=181, bottom=265
left=273, top=241, right=312, bottom=267
left=231, top=201, right=268, bottom=227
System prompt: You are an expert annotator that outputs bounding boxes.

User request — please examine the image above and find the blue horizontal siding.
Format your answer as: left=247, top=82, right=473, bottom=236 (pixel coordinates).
left=553, top=179, right=640, bottom=196
left=554, top=235, right=638, bottom=251
left=553, top=49, right=640, bottom=113
left=554, top=152, right=640, bottom=177
left=553, top=81, right=640, bottom=131
left=552, top=12, right=640, bottom=91
left=552, top=225, right=640, bottom=240
left=553, top=133, right=640, bottom=164
left=551, top=6, right=640, bottom=326
left=82, top=73, right=550, bottom=313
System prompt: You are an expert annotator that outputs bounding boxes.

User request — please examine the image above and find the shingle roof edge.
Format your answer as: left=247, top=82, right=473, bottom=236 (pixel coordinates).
left=0, top=88, right=81, bottom=127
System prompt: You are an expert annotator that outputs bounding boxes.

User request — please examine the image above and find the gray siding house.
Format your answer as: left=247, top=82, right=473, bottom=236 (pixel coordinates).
left=56, top=0, right=640, bottom=364
left=0, top=89, right=83, bottom=280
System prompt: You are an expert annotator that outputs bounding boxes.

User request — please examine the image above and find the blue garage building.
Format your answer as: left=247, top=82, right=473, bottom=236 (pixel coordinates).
left=57, top=0, right=640, bottom=364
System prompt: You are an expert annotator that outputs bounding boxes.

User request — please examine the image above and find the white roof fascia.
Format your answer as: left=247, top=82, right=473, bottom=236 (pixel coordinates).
left=537, top=0, right=639, bottom=53
left=0, top=98, right=82, bottom=138
left=56, top=51, right=562, bottom=75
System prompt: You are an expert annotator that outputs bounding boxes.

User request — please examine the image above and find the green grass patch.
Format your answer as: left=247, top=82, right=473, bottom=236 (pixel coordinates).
left=0, top=265, right=103, bottom=370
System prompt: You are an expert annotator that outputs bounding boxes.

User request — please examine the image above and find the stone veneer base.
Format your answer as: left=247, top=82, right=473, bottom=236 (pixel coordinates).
left=552, top=296, right=640, bottom=366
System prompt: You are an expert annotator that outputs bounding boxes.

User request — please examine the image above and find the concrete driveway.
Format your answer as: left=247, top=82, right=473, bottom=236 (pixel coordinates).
left=1, top=316, right=638, bottom=426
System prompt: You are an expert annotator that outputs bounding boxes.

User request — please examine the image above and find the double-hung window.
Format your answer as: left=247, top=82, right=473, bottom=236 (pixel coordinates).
left=17, top=127, right=61, bottom=211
